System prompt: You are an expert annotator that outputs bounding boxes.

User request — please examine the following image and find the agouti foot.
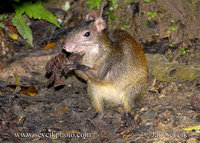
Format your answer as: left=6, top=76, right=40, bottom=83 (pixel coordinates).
left=86, top=115, right=108, bottom=132
left=122, top=112, right=134, bottom=127
left=116, top=113, right=135, bottom=134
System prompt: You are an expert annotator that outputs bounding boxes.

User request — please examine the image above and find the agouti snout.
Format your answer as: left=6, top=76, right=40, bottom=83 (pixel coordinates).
left=63, top=12, right=148, bottom=126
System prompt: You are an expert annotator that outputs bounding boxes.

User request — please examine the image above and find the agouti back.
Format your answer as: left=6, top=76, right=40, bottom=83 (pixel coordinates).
left=63, top=13, right=148, bottom=122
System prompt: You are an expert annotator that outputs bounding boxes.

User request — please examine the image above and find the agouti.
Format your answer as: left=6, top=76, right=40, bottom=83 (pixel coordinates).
left=63, top=12, right=148, bottom=126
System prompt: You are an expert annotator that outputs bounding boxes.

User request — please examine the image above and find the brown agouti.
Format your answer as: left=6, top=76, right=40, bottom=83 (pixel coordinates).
left=63, top=12, right=148, bottom=126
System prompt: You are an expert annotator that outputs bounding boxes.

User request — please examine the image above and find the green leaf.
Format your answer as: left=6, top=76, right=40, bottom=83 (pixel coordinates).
left=147, top=12, right=157, bottom=17
left=169, top=27, right=177, bottom=31
left=12, top=15, right=33, bottom=46
left=13, top=3, right=25, bottom=16
left=109, top=7, right=114, bottom=11
left=180, top=47, right=186, bottom=55
left=87, top=0, right=102, bottom=10
left=111, top=0, right=118, bottom=9
left=125, top=0, right=135, bottom=3
left=59, top=120, right=64, bottom=123
left=169, top=41, right=177, bottom=47
left=106, top=12, right=115, bottom=20
left=108, top=0, right=118, bottom=9
left=14, top=1, right=60, bottom=27
left=109, top=13, right=115, bottom=20
left=124, top=24, right=129, bottom=29
left=144, top=0, right=152, bottom=2
left=0, top=14, right=5, bottom=20
left=0, top=23, right=5, bottom=28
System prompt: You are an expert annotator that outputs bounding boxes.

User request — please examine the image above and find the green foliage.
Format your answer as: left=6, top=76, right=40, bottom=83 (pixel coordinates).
left=87, top=0, right=118, bottom=22
left=121, top=24, right=129, bottom=30
left=123, top=24, right=129, bottom=29
left=180, top=47, right=186, bottom=54
left=0, top=23, right=5, bottom=28
left=124, top=24, right=129, bottom=28
left=87, top=0, right=118, bottom=10
left=125, top=0, right=135, bottom=2
left=169, top=27, right=177, bottom=31
left=147, top=12, right=157, bottom=18
left=12, top=15, right=33, bottom=46
left=169, top=20, right=177, bottom=32
left=0, top=14, right=6, bottom=28
left=14, top=1, right=59, bottom=27
left=144, top=0, right=152, bottom=2
left=180, top=47, right=190, bottom=55
left=87, top=0, right=102, bottom=10
left=11, top=1, right=60, bottom=46
left=108, top=0, right=118, bottom=9
left=169, top=41, right=177, bottom=47
left=106, top=12, right=115, bottom=20
left=0, top=14, right=5, bottom=20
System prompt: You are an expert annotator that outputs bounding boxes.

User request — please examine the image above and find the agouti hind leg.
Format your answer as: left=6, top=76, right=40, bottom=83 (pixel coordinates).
left=122, top=97, right=133, bottom=127
left=92, top=94, right=105, bottom=119
left=121, top=85, right=139, bottom=127
left=87, top=94, right=108, bottom=131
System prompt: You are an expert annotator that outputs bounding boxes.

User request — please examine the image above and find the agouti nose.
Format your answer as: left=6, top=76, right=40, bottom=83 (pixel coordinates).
left=63, top=42, right=75, bottom=52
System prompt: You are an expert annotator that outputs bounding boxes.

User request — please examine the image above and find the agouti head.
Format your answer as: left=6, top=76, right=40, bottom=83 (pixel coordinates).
left=63, top=14, right=108, bottom=56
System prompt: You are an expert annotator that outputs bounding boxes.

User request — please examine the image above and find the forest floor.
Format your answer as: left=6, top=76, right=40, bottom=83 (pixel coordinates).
left=0, top=0, right=200, bottom=142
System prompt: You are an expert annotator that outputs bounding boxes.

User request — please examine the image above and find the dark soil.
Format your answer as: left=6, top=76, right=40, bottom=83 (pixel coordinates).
left=0, top=0, right=200, bottom=142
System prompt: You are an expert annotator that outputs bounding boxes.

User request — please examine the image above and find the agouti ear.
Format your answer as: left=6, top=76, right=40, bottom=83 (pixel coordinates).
left=94, top=17, right=106, bottom=32
left=86, top=14, right=95, bottom=21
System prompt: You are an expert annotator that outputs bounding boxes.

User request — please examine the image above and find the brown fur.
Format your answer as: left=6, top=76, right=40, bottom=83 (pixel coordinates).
left=64, top=19, right=148, bottom=114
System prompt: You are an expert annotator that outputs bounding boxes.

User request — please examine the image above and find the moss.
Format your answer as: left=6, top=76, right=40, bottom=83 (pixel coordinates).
left=146, top=54, right=200, bottom=82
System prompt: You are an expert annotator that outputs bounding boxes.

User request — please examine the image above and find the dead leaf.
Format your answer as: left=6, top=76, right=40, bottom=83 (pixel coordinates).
left=54, top=105, right=68, bottom=116
left=19, top=85, right=38, bottom=96
left=0, top=65, right=4, bottom=70
left=44, top=42, right=57, bottom=50
left=183, top=125, right=200, bottom=131
left=62, top=130, right=80, bottom=134
left=5, top=24, right=18, bottom=33
left=14, top=72, right=20, bottom=86
left=16, top=115, right=24, bottom=124
left=7, top=85, right=38, bottom=97
left=8, top=32, right=19, bottom=40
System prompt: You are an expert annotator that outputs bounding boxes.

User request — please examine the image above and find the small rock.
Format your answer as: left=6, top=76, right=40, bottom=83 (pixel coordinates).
left=140, top=107, right=148, bottom=112
left=187, top=137, right=198, bottom=143
left=0, top=80, right=7, bottom=88
left=141, top=110, right=157, bottom=121
left=134, top=139, right=148, bottom=143
left=195, top=130, right=200, bottom=134
left=159, top=94, right=166, bottom=98
left=191, top=94, right=200, bottom=112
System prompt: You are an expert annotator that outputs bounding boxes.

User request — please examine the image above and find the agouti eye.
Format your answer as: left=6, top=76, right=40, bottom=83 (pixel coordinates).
left=84, top=32, right=90, bottom=37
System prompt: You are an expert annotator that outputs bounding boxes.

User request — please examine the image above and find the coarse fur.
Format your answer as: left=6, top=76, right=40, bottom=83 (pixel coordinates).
left=63, top=17, right=148, bottom=116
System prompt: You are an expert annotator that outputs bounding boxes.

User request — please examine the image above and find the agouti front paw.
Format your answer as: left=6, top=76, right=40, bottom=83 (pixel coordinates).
left=67, top=62, right=89, bottom=71
left=66, top=60, right=79, bottom=70
left=66, top=63, right=78, bottom=70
